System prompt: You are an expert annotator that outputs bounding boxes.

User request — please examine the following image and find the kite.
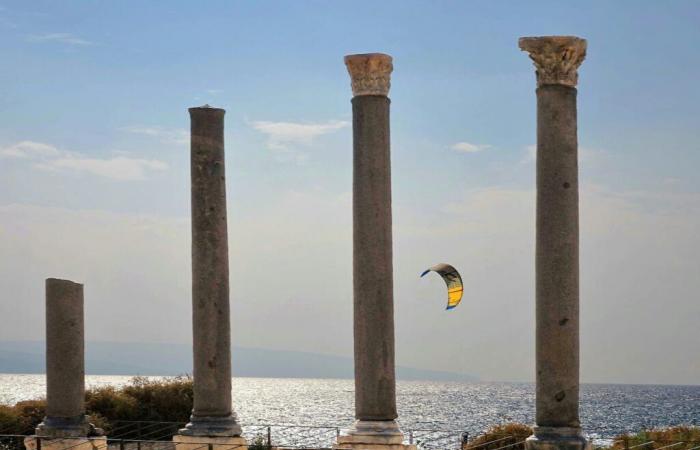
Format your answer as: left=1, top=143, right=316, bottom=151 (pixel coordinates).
left=420, top=263, right=463, bottom=310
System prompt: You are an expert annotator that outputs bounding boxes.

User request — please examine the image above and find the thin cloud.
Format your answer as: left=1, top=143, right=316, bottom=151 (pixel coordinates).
left=1, top=139, right=167, bottom=181
left=523, top=144, right=537, bottom=163
left=0, top=141, right=60, bottom=159
left=27, top=33, right=93, bottom=46
left=451, top=141, right=491, bottom=153
left=251, top=120, right=349, bottom=151
left=36, top=156, right=167, bottom=181
left=121, top=126, right=189, bottom=145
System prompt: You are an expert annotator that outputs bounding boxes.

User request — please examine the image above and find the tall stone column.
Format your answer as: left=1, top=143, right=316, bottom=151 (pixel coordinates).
left=175, top=105, right=246, bottom=450
left=519, top=36, right=589, bottom=450
left=335, top=53, right=414, bottom=450
left=26, top=279, right=105, bottom=450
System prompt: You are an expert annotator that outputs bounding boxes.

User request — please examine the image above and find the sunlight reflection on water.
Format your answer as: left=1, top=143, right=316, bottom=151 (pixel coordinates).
left=1, top=374, right=698, bottom=436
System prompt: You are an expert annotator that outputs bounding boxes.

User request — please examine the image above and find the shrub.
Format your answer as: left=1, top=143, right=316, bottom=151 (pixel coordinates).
left=0, top=376, right=193, bottom=437
left=248, top=434, right=268, bottom=450
left=465, top=423, right=533, bottom=450
left=116, top=376, right=193, bottom=423
left=465, top=424, right=700, bottom=450
left=0, top=401, right=46, bottom=436
left=604, top=427, right=700, bottom=450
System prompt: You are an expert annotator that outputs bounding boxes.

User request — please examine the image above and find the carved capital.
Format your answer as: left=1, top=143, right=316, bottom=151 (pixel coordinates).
left=344, top=53, right=393, bottom=97
left=519, top=36, right=587, bottom=87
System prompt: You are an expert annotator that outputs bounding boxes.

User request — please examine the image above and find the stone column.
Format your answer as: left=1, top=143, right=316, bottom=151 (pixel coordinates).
left=519, top=36, right=589, bottom=450
left=27, top=279, right=105, bottom=450
left=335, top=53, right=414, bottom=450
left=175, top=105, right=246, bottom=450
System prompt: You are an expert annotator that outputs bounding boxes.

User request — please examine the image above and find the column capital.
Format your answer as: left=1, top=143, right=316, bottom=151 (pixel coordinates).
left=519, top=36, right=587, bottom=87
left=189, top=104, right=225, bottom=116
left=344, top=53, right=393, bottom=97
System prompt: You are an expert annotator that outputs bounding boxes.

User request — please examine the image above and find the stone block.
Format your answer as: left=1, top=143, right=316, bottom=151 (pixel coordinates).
left=25, top=436, right=107, bottom=450
left=525, top=427, right=590, bottom=450
left=172, top=434, right=247, bottom=450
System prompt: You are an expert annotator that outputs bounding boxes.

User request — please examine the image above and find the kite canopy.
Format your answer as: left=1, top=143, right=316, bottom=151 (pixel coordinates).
left=420, top=263, right=463, bottom=310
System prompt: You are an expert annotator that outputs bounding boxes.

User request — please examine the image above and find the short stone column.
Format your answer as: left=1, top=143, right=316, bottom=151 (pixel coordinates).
left=519, top=36, right=589, bottom=450
left=335, top=53, right=414, bottom=450
left=174, top=105, right=246, bottom=450
left=25, top=278, right=106, bottom=450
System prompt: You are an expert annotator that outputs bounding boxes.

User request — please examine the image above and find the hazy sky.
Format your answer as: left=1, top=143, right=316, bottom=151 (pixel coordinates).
left=0, top=1, right=698, bottom=385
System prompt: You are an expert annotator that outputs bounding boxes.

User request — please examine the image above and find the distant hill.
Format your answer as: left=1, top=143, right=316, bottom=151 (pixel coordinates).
left=0, top=341, right=478, bottom=382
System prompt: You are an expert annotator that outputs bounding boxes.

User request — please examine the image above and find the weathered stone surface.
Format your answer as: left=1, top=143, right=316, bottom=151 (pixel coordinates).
left=45, top=279, right=84, bottom=420
left=335, top=441, right=416, bottom=450
left=525, top=427, right=591, bottom=450
left=25, top=436, right=107, bottom=450
left=345, top=53, right=393, bottom=97
left=535, top=85, right=581, bottom=429
left=36, top=279, right=100, bottom=438
left=520, top=35, right=588, bottom=450
left=338, top=421, right=404, bottom=445
left=180, top=105, right=241, bottom=437
left=173, top=434, right=247, bottom=450
left=519, top=36, right=586, bottom=87
left=335, top=421, right=416, bottom=450
left=352, top=94, right=397, bottom=422
left=339, top=52, right=408, bottom=450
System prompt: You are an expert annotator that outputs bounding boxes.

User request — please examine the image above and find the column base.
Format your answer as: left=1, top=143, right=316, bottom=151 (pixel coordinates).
left=525, top=427, right=590, bottom=450
left=173, top=434, right=247, bottom=450
left=178, top=414, right=242, bottom=437
left=35, top=416, right=103, bottom=438
left=334, top=421, right=416, bottom=450
left=25, top=436, right=107, bottom=450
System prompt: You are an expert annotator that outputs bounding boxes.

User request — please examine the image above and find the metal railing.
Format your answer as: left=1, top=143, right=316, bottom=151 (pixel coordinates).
left=2, top=422, right=699, bottom=450
left=0, top=420, right=470, bottom=450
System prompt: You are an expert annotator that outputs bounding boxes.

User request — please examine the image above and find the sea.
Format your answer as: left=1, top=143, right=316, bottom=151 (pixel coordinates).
left=1, top=374, right=699, bottom=439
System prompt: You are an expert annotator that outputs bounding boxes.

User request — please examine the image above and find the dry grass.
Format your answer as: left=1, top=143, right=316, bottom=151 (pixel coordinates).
left=0, top=376, right=193, bottom=437
left=465, top=424, right=700, bottom=450
left=464, top=423, right=533, bottom=450
left=602, top=427, right=700, bottom=450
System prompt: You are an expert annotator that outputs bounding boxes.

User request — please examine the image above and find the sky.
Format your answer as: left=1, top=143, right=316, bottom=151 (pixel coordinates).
left=0, top=1, right=699, bottom=385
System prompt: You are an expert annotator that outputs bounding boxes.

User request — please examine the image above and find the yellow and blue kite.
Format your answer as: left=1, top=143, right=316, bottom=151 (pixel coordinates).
left=420, top=263, right=463, bottom=310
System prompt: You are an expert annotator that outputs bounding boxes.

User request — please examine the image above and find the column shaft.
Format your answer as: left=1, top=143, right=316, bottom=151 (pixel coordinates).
left=352, top=95, right=397, bottom=421
left=520, top=35, right=588, bottom=450
left=46, top=279, right=85, bottom=420
left=38, top=278, right=97, bottom=438
left=182, top=106, right=240, bottom=437
left=535, top=85, right=580, bottom=428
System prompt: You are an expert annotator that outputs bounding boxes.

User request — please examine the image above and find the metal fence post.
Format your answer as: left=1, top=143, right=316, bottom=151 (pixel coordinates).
left=36, top=436, right=41, bottom=450
left=409, top=431, right=413, bottom=445
left=267, top=426, right=272, bottom=448
left=120, top=439, right=125, bottom=450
